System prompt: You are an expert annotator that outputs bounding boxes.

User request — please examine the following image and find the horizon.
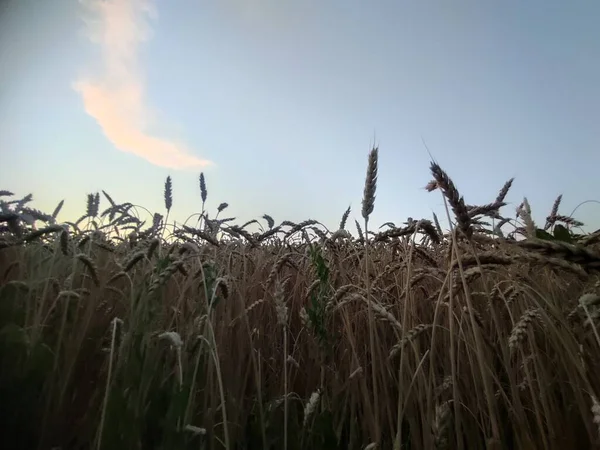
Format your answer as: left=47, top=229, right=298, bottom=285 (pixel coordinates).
left=1, top=0, right=599, bottom=234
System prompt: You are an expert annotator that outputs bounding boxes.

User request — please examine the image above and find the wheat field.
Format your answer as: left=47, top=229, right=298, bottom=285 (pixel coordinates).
left=1, top=148, right=600, bottom=450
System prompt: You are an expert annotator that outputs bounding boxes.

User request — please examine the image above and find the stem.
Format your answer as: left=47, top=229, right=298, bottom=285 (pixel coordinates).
left=284, top=326, right=288, bottom=450
left=201, top=319, right=231, bottom=450
left=97, top=318, right=119, bottom=450
left=364, top=217, right=379, bottom=442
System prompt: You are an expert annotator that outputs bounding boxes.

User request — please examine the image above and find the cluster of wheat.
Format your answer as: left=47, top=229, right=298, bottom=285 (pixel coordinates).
left=1, top=149, right=600, bottom=450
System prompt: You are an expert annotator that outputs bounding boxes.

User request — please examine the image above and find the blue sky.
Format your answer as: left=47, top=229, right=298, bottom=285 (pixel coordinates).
left=1, top=0, right=599, bottom=234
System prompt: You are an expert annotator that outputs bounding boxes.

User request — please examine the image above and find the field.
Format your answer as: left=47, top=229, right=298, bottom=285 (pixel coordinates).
left=1, top=148, right=600, bottom=450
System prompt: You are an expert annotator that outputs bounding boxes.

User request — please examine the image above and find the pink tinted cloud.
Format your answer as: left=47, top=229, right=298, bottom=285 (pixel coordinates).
left=74, top=0, right=212, bottom=170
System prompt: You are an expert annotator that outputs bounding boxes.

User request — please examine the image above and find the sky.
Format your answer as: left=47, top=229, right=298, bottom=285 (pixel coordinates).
left=1, top=0, right=599, bottom=235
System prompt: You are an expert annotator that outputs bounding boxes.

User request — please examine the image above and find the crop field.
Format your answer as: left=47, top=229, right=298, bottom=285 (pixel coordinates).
left=1, top=148, right=600, bottom=450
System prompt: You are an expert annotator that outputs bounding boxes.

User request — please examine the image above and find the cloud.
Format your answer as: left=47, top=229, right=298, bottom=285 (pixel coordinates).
left=74, top=0, right=213, bottom=170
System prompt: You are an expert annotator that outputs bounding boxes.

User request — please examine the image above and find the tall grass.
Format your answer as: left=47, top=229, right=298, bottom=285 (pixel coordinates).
left=1, top=154, right=600, bottom=450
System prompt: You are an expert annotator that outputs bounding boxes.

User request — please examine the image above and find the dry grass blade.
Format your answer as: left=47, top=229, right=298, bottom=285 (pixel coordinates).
left=199, top=172, right=207, bottom=204
left=328, top=229, right=352, bottom=243
left=517, top=198, right=536, bottom=237
left=389, top=324, right=433, bottom=359
left=516, top=253, right=588, bottom=279
left=245, top=297, right=268, bottom=314
left=580, top=293, right=600, bottom=308
left=85, top=193, right=100, bottom=218
left=429, top=162, right=472, bottom=238
left=590, top=395, right=600, bottom=439
left=303, top=390, right=321, bottom=428
left=285, top=220, right=319, bottom=237
left=362, top=146, right=378, bottom=220
left=545, top=194, right=563, bottom=229
left=227, top=225, right=258, bottom=246
left=146, top=238, right=160, bottom=259
left=108, top=271, right=127, bottom=284
left=432, top=212, right=444, bottom=237
left=495, top=178, right=514, bottom=203
left=468, top=203, right=505, bottom=219
left=59, top=229, right=70, bottom=256
left=450, top=252, right=513, bottom=270
left=339, top=205, right=352, bottom=231
left=164, top=176, right=173, bottom=211
left=553, top=215, right=584, bottom=228
left=517, top=239, right=600, bottom=272
left=23, top=224, right=65, bottom=242
left=180, top=225, right=220, bottom=246
left=213, top=277, right=230, bottom=301
left=258, top=226, right=282, bottom=242
left=374, top=225, right=414, bottom=242
left=265, top=254, right=291, bottom=288
left=433, top=401, right=453, bottom=450
left=581, top=230, right=600, bottom=247
left=76, top=253, right=100, bottom=286
left=355, top=219, right=364, bottom=241
left=262, top=214, right=275, bottom=229
left=418, top=220, right=441, bottom=244
left=508, top=308, right=540, bottom=352
left=124, top=251, right=146, bottom=272
left=3, top=147, right=600, bottom=450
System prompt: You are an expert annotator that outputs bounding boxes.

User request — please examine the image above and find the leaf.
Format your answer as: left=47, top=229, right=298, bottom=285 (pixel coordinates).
left=535, top=229, right=554, bottom=241
left=572, top=233, right=585, bottom=242
left=553, top=224, right=573, bottom=243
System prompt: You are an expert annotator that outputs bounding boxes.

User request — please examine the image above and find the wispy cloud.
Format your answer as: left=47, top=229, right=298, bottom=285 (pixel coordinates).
left=73, top=0, right=213, bottom=170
